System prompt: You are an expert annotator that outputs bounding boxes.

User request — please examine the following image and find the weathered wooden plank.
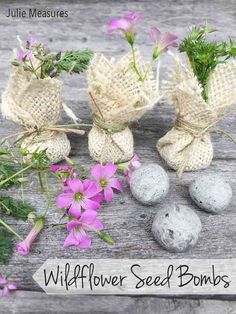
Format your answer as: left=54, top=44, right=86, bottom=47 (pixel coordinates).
left=2, top=291, right=236, bottom=314
left=0, top=0, right=236, bottom=310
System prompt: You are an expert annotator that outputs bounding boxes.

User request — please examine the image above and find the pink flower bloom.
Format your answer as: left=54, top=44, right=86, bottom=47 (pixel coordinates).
left=2, top=283, right=17, bottom=297
left=64, top=210, right=104, bottom=250
left=91, top=163, right=123, bottom=203
left=149, top=27, right=178, bottom=58
left=17, top=216, right=45, bottom=256
left=18, top=49, right=33, bottom=62
left=108, top=12, right=142, bottom=45
left=26, top=36, right=37, bottom=48
left=0, top=276, right=17, bottom=297
left=124, top=154, right=141, bottom=185
left=57, top=179, right=101, bottom=218
left=50, top=164, right=72, bottom=172
left=0, top=276, right=7, bottom=285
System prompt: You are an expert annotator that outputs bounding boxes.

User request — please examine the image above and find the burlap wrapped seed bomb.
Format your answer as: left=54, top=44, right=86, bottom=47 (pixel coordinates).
left=157, top=25, right=236, bottom=177
left=1, top=39, right=92, bottom=164
left=87, top=52, right=160, bottom=163
left=1, top=66, right=72, bottom=164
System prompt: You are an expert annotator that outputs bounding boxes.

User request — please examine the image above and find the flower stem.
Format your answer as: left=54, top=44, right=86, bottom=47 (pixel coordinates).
left=82, top=222, right=115, bottom=245
left=44, top=172, right=51, bottom=215
left=131, top=45, right=142, bottom=80
left=29, top=57, right=39, bottom=79
left=141, top=58, right=154, bottom=82
left=0, top=219, right=23, bottom=240
left=0, top=162, right=35, bottom=188
left=38, top=172, right=44, bottom=193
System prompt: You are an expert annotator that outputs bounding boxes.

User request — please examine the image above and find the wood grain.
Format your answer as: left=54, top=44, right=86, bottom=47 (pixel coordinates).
left=0, top=0, right=236, bottom=312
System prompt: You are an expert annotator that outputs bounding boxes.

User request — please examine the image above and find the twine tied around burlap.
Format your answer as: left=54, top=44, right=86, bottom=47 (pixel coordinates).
left=157, top=53, right=236, bottom=177
left=1, top=65, right=85, bottom=164
left=87, top=51, right=160, bottom=163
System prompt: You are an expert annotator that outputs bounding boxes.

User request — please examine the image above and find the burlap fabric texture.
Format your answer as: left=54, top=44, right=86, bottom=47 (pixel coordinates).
left=157, top=54, right=236, bottom=177
left=1, top=66, right=71, bottom=164
left=87, top=51, right=160, bottom=163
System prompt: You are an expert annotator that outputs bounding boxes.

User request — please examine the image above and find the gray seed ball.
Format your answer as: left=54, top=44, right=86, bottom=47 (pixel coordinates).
left=189, top=174, right=233, bottom=214
left=152, top=204, right=202, bottom=253
left=130, top=164, right=169, bottom=205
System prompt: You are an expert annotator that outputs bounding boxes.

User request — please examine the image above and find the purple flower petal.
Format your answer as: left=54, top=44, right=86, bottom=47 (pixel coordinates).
left=0, top=276, right=7, bottom=285
left=91, top=218, right=104, bottom=231
left=17, top=242, right=30, bottom=256
left=80, top=210, right=98, bottom=225
left=161, top=32, right=178, bottom=45
left=149, top=26, right=161, bottom=43
left=7, top=283, right=17, bottom=291
left=56, top=193, right=73, bottom=209
left=83, top=180, right=100, bottom=198
left=18, top=49, right=25, bottom=62
left=82, top=198, right=101, bottom=211
left=67, top=179, right=83, bottom=193
left=104, top=163, right=117, bottom=178
left=108, top=18, right=131, bottom=33
left=28, top=36, right=37, bottom=46
left=68, top=200, right=82, bottom=218
left=77, top=232, right=91, bottom=249
left=66, top=220, right=82, bottom=231
left=51, top=164, right=72, bottom=172
left=124, top=12, right=143, bottom=21
left=63, top=230, right=80, bottom=248
left=50, top=165, right=59, bottom=172
left=91, top=192, right=103, bottom=204
left=91, top=164, right=104, bottom=180
left=104, top=187, right=114, bottom=202
left=1, top=286, right=9, bottom=297
left=125, top=172, right=132, bottom=186
left=25, top=50, right=33, bottom=59
left=109, top=178, right=123, bottom=192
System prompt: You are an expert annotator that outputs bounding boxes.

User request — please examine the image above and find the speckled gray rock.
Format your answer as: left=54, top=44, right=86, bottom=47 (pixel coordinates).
left=130, top=164, right=169, bottom=205
left=189, top=174, right=233, bottom=214
left=152, top=204, right=202, bottom=252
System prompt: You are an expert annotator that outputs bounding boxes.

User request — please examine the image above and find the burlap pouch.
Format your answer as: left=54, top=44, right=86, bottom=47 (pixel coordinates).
left=157, top=54, right=236, bottom=177
left=1, top=66, right=71, bottom=164
left=87, top=51, right=160, bottom=163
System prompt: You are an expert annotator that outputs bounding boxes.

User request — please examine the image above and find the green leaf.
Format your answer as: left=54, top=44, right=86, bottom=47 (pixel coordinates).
left=99, top=232, right=115, bottom=245
left=0, top=196, right=36, bottom=221
left=58, top=50, right=93, bottom=74
left=0, top=228, right=13, bottom=265
left=0, top=148, right=11, bottom=155
left=179, top=23, right=235, bottom=101
left=0, top=164, right=21, bottom=189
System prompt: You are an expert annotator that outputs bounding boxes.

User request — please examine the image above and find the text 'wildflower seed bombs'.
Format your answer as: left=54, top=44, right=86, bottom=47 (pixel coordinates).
left=152, top=204, right=202, bottom=252
left=189, top=174, right=233, bottom=214
left=130, top=164, right=169, bottom=205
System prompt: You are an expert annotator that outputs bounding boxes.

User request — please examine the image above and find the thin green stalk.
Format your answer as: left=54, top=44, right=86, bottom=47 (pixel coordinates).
left=0, top=156, right=19, bottom=164
left=0, top=218, right=23, bottom=240
left=0, top=131, right=26, bottom=144
left=0, top=162, right=35, bottom=188
left=29, top=57, right=39, bottom=79
left=131, top=45, right=142, bottom=80
left=141, top=58, right=154, bottom=82
left=214, top=128, right=236, bottom=145
left=13, top=130, right=38, bottom=145
left=38, top=172, right=44, bottom=193
left=82, top=223, right=115, bottom=245
left=44, top=172, right=51, bottom=212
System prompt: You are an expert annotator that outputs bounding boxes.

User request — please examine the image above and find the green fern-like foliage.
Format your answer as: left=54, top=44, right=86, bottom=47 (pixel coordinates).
left=0, top=196, right=35, bottom=220
left=0, top=164, right=21, bottom=189
left=0, top=228, right=13, bottom=265
left=39, top=49, right=93, bottom=79
left=179, top=23, right=236, bottom=101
